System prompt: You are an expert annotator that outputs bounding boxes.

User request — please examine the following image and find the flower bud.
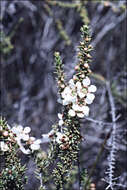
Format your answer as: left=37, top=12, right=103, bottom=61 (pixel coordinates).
left=88, top=45, right=93, bottom=49
left=61, top=84, right=65, bottom=88
left=86, top=54, right=92, bottom=58
left=88, top=69, right=92, bottom=74
left=85, top=37, right=90, bottom=42
left=78, top=52, right=82, bottom=56
left=73, top=75, right=78, bottom=81
left=84, top=63, right=89, bottom=68
left=55, top=52, right=60, bottom=56
left=80, top=42, right=84, bottom=46
left=81, top=74, right=85, bottom=78
left=75, top=65, right=79, bottom=70
left=84, top=48, right=88, bottom=51
left=3, top=131, right=9, bottom=137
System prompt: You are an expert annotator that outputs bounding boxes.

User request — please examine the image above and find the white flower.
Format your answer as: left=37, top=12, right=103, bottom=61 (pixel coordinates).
left=11, top=125, right=23, bottom=134
left=61, top=87, right=71, bottom=98
left=72, top=104, right=81, bottom=111
left=68, top=109, right=76, bottom=117
left=82, top=106, right=89, bottom=116
left=59, top=120, right=64, bottom=126
left=20, top=146, right=31, bottom=154
left=62, top=94, right=77, bottom=105
left=58, top=113, right=63, bottom=120
left=56, top=132, right=68, bottom=144
left=72, top=104, right=89, bottom=118
left=11, top=125, right=31, bottom=142
left=56, top=132, right=64, bottom=144
left=88, top=85, right=97, bottom=93
left=63, top=99, right=69, bottom=105
left=0, top=141, right=9, bottom=152
left=67, top=94, right=76, bottom=102
left=30, top=139, right=41, bottom=151
left=24, top=127, right=31, bottom=134
left=76, top=81, right=82, bottom=90
left=29, top=136, right=36, bottom=143
left=77, top=90, right=85, bottom=98
left=82, top=77, right=91, bottom=86
left=15, top=137, right=31, bottom=154
left=85, top=93, right=95, bottom=104
left=58, top=113, right=64, bottom=126
left=21, top=134, right=29, bottom=141
left=77, top=113, right=84, bottom=118
left=57, top=97, right=63, bottom=104
left=85, top=98, right=93, bottom=104
left=3, top=131, right=9, bottom=137
left=69, top=79, right=75, bottom=89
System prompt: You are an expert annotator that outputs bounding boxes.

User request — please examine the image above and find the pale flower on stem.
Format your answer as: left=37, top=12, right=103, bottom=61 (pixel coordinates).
left=85, top=93, right=95, bottom=104
left=68, top=109, right=76, bottom=117
left=30, top=139, right=41, bottom=151
left=82, top=76, right=91, bottom=86
left=0, top=141, right=9, bottom=152
left=56, top=132, right=69, bottom=144
left=88, top=85, right=97, bottom=93
left=69, top=79, right=75, bottom=89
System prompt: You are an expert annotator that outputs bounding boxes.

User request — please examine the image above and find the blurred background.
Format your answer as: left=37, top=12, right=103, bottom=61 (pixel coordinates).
left=0, top=0, right=126, bottom=189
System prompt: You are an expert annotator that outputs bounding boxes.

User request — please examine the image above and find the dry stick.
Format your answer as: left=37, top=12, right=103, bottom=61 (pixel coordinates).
left=85, top=117, right=113, bottom=126
left=84, top=129, right=112, bottom=190
left=77, top=152, right=81, bottom=190
left=105, top=81, right=117, bottom=190
left=84, top=82, right=118, bottom=190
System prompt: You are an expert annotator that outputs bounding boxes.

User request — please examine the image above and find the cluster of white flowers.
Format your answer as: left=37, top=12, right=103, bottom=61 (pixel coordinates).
left=0, top=125, right=10, bottom=152
left=0, top=141, right=9, bottom=152
left=58, top=113, right=64, bottom=126
left=60, top=76, right=96, bottom=118
left=0, top=124, right=59, bottom=154
left=11, top=125, right=41, bottom=154
left=55, top=131, right=69, bottom=150
left=55, top=132, right=69, bottom=144
left=0, top=124, right=42, bottom=154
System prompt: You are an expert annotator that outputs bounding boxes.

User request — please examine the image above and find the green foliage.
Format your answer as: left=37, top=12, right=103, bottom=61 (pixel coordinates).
left=0, top=118, right=27, bottom=190
left=0, top=31, right=13, bottom=55
left=81, top=169, right=91, bottom=190
left=55, top=19, right=71, bottom=46
left=50, top=24, right=93, bottom=189
left=54, top=52, right=66, bottom=93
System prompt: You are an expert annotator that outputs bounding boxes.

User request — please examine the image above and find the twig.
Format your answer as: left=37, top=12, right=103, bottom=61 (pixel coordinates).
left=84, top=129, right=112, bottom=189
left=106, top=81, right=117, bottom=190
left=77, top=153, right=81, bottom=190
left=84, top=117, right=113, bottom=126
left=92, top=12, right=127, bottom=47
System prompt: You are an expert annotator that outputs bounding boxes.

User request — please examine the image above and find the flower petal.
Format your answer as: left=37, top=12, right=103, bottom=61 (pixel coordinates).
left=88, top=85, right=97, bottom=92
left=68, top=109, right=76, bottom=117
left=77, top=113, right=84, bottom=118
left=24, top=127, right=31, bottom=134
left=82, top=77, right=91, bottom=86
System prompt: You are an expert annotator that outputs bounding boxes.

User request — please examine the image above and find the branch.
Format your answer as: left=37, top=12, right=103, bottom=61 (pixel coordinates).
left=106, top=81, right=118, bottom=190
left=84, top=116, right=113, bottom=126
left=92, top=12, right=127, bottom=47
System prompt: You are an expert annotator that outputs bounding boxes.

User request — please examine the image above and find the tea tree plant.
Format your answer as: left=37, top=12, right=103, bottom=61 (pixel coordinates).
left=0, top=25, right=97, bottom=190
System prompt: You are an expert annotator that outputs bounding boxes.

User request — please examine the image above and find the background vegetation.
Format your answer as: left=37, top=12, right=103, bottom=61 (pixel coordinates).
left=0, top=0, right=126, bottom=190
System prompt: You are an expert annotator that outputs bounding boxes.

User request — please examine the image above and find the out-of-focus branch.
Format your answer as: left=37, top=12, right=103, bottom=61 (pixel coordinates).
left=84, top=129, right=112, bottom=189
left=92, top=12, right=127, bottom=47
left=106, top=81, right=118, bottom=190
left=84, top=116, right=113, bottom=126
